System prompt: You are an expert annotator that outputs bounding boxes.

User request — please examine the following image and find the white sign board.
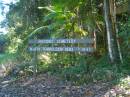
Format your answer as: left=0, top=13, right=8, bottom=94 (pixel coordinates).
left=29, top=39, right=94, bottom=44
left=29, top=47, right=94, bottom=52
left=28, top=38, right=95, bottom=52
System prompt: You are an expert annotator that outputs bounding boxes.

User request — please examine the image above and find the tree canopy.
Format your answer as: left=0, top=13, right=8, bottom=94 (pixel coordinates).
left=0, top=0, right=130, bottom=84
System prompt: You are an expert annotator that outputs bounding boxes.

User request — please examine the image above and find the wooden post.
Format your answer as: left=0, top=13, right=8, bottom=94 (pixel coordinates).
left=33, top=50, right=38, bottom=77
left=93, top=30, right=97, bottom=51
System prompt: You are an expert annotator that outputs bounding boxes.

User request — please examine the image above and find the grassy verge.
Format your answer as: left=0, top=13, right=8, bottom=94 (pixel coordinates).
left=0, top=53, right=17, bottom=64
left=37, top=55, right=130, bottom=85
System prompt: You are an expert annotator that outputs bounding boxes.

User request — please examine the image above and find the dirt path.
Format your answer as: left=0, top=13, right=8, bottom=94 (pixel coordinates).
left=0, top=74, right=120, bottom=97
left=0, top=74, right=130, bottom=97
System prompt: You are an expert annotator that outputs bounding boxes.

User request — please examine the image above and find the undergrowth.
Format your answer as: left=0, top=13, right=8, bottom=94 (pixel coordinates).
left=37, top=55, right=130, bottom=85
left=0, top=53, right=17, bottom=64
left=0, top=53, right=130, bottom=85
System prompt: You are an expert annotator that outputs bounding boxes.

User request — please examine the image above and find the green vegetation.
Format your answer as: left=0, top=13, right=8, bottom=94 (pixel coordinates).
left=0, top=0, right=130, bottom=85
left=0, top=53, right=17, bottom=64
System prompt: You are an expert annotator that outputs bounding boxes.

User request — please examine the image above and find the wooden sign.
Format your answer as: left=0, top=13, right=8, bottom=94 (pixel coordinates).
left=29, top=47, right=94, bottom=52
left=29, top=39, right=94, bottom=44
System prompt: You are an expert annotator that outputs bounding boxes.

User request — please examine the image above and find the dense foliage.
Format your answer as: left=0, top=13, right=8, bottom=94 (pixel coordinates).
left=0, top=0, right=129, bottom=83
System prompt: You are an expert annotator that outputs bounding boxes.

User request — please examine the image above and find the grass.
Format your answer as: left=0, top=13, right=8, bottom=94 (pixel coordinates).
left=0, top=52, right=130, bottom=86
left=36, top=54, right=130, bottom=85
left=0, top=53, right=17, bottom=64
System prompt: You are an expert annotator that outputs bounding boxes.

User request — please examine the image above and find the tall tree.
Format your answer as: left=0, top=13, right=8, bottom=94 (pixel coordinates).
left=104, top=0, right=122, bottom=63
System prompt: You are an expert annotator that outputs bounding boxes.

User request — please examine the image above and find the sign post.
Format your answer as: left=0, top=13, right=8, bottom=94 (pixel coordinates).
left=28, top=38, right=96, bottom=53
left=28, top=38, right=96, bottom=76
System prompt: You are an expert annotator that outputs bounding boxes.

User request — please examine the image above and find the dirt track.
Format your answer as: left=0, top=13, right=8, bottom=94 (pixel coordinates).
left=0, top=74, right=126, bottom=97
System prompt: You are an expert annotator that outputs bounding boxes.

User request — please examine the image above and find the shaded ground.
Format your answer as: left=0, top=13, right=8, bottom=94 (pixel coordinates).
left=0, top=57, right=130, bottom=97
left=0, top=73, right=130, bottom=97
left=0, top=74, right=109, bottom=97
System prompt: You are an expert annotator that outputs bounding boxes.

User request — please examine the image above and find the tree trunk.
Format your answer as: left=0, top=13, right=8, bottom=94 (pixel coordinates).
left=110, top=0, right=123, bottom=63
left=104, top=0, right=121, bottom=63
left=128, top=0, right=130, bottom=14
